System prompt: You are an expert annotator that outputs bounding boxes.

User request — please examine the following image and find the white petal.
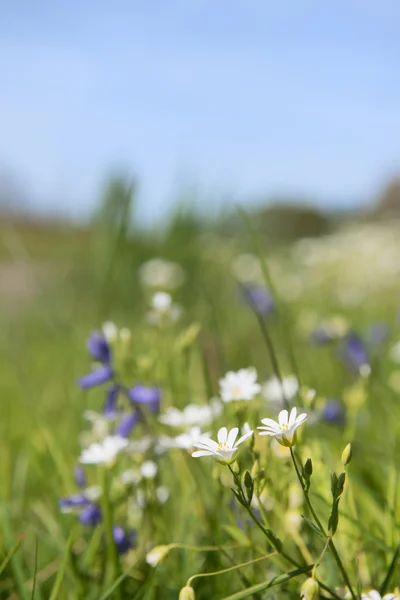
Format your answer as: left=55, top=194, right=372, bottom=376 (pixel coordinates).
left=288, top=407, right=297, bottom=427
left=235, top=430, right=254, bottom=446
left=279, top=409, right=289, bottom=426
left=260, top=417, right=280, bottom=430
left=218, top=427, right=228, bottom=443
left=295, top=413, right=308, bottom=425
left=192, top=450, right=214, bottom=458
left=193, top=439, right=218, bottom=451
left=227, top=427, right=239, bottom=447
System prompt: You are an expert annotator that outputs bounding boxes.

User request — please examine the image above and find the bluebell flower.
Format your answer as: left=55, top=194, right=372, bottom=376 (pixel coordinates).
left=340, top=332, right=369, bottom=372
left=128, top=385, right=161, bottom=414
left=87, top=332, right=111, bottom=363
left=321, top=399, right=346, bottom=426
left=102, top=385, right=120, bottom=418
left=79, top=503, right=102, bottom=526
left=113, top=526, right=137, bottom=554
left=78, top=332, right=113, bottom=390
left=115, top=410, right=141, bottom=438
left=239, top=283, right=275, bottom=316
left=59, top=493, right=90, bottom=512
left=74, top=466, right=87, bottom=489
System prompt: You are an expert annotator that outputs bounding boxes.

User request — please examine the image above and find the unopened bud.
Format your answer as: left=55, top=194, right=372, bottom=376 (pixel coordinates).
left=301, top=577, right=320, bottom=600
left=341, top=443, right=352, bottom=467
left=303, top=458, right=313, bottom=478
left=244, top=471, right=253, bottom=488
left=146, top=545, right=169, bottom=567
left=179, top=585, right=196, bottom=600
left=251, top=460, right=260, bottom=480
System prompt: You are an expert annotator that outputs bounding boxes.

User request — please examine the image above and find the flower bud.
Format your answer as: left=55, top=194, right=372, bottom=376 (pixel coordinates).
left=145, top=545, right=170, bottom=567
left=179, top=585, right=195, bottom=600
left=341, top=443, right=352, bottom=467
left=301, top=577, right=320, bottom=600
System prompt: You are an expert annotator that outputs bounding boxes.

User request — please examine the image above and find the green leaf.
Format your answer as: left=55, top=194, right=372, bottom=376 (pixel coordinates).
left=49, top=533, right=73, bottom=600
left=0, top=535, right=23, bottom=577
left=301, top=516, right=324, bottom=539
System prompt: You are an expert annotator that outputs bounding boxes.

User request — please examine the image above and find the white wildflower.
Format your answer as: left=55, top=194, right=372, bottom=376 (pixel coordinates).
left=79, top=435, right=129, bottom=466
left=141, top=460, right=158, bottom=479
left=174, top=426, right=210, bottom=450
left=146, top=544, right=170, bottom=567
left=258, top=407, right=307, bottom=447
left=219, top=368, right=261, bottom=403
left=262, top=375, right=299, bottom=406
left=158, top=399, right=222, bottom=428
left=192, top=426, right=253, bottom=465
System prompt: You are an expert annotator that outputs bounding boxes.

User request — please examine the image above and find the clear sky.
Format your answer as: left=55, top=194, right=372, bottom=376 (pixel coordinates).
left=1, top=1, right=399, bottom=223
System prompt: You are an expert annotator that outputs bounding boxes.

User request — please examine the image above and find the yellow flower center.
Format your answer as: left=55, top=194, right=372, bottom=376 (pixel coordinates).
left=217, top=441, right=229, bottom=451
left=232, top=386, right=242, bottom=397
left=279, top=423, right=289, bottom=431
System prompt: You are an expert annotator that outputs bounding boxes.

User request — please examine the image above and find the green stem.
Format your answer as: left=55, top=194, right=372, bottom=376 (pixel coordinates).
left=289, top=448, right=358, bottom=600
left=187, top=552, right=277, bottom=587
left=227, top=465, right=342, bottom=600
left=101, top=468, right=121, bottom=600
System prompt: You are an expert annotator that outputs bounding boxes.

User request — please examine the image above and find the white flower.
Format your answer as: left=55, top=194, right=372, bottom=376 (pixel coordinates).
left=120, top=469, right=141, bottom=485
left=192, top=426, right=253, bottom=465
left=146, top=545, right=170, bottom=567
left=102, top=322, right=131, bottom=346
left=139, top=258, right=185, bottom=289
left=158, top=399, right=222, bottom=428
left=147, top=292, right=181, bottom=325
left=79, top=435, right=129, bottom=466
left=156, top=486, right=170, bottom=504
left=141, top=460, right=158, bottom=479
left=262, top=375, right=299, bottom=406
left=258, top=407, right=307, bottom=447
left=219, top=368, right=261, bottom=403
left=84, top=485, right=102, bottom=501
left=362, top=592, right=400, bottom=600
left=174, top=426, right=210, bottom=450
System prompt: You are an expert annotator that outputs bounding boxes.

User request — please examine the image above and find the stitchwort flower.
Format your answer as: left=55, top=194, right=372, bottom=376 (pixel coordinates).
left=219, top=368, right=261, bottom=403
left=192, top=426, right=253, bottom=465
left=79, top=435, right=129, bottom=467
left=258, top=407, right=307, bottom=447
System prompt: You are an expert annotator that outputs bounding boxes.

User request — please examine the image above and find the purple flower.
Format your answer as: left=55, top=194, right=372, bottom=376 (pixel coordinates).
left=321, top=399, right=346, bottom=426
left=59, top=493, right=90, bottom=511
left=112, top=526, right=136, bottom=554
left=128, top=385, right=161, bottom=414
left=74, top=466, right=86, bottom=489
left=103, top=385, right=119, bottom=418
left=79, top=503, right=102, bottom=526
left=115, top=410, right=141, bottom=438
left=78, top=365, right=113, bottom=389
left=240, top=283, right=275, bottom=316
left=87, top=332, right=111, bottom=364
left=340, top=332, right=369, bottom=371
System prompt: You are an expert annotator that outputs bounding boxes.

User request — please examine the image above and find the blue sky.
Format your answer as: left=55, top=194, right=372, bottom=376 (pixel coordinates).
left=1, top=1, right=399, bottom=222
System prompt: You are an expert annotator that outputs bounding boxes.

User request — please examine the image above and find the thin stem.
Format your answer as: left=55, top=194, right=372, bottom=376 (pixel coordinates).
left=187, top=552, right=277, bottom=587
left=312, top=537, right=331, bottom=580
left=289, top=448, right=358, bottom=600
left=227, top=465, right=342, bottom=600
left=101, top=468, right=121, bottom=600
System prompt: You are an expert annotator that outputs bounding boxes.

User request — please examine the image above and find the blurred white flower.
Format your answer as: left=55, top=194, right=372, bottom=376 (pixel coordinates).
left=147, top=292, right=182, bottom=326
left=84, top=485, right=102, bottom=501
left=258, top=407, right=307, bottom=447
left=120, top=469, right=141, bottom=485
left=159, top=399, right=222, bottom=428
left=192, top=426, right=253, bottom=465
left=79, top=435, right=129, bottom=466
left=156, top=486, right=170, bottom=504
left=231, top=253, right=262, bottom=282
left=139, top=258, right=185, bottom=290
left=262, top=375, right=299, bottom=406
left=219, top=368, right=261, bottom=403
left=141, top=460, right=158, bottom=479
left=174, top=426, right=210, bottom=450
left=126, top=436, right=154, bottom=454
left=102, top=322, right=131, bottom=346
left=362, top=592, right=400, bottom=600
